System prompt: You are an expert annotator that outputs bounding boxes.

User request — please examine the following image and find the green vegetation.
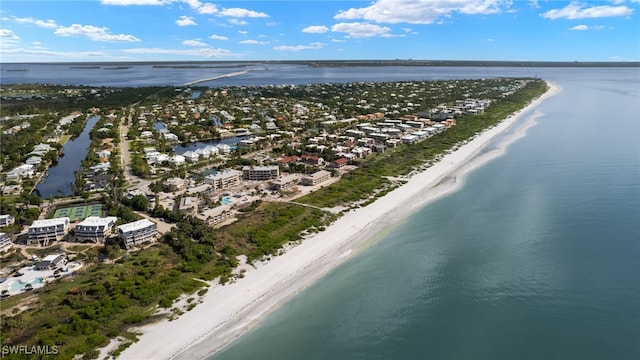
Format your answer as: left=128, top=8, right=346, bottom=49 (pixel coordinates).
left=0, top=78, right=548, bottom=359
left=0, top=246, right=202, bottom=360
left=299, top=80, right=548, bottom=208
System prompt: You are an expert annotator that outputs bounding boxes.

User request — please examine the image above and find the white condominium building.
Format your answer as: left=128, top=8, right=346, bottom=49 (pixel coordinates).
left=118, top=219, right=157, bottom=249
left=204, top=169, right=243, bottom=190
left=0, top=233, right=13, bottom=253
left=242, top=165, right=279, bottom=181
left=301, top=170, right=331, bottom=186
left=74, top=216, right=118, bottom=243
left=0, top=214, right=15, bottom=227
left=28, top=217, right=70, bottom=246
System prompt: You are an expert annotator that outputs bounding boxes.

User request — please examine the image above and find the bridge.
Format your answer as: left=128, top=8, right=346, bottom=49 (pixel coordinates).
left=181, top=70, right=250, bottom=87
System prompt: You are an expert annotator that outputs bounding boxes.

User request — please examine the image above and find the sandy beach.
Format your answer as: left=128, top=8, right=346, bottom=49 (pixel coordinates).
left=120, top=81, right=560, bottom=360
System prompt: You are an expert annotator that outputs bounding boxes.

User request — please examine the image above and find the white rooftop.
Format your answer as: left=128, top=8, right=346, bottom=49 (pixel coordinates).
left=118, top=219, right=155, bottom=233
left=30, top=217, right=70, bottom=228
left=77, top=216, right=117, bottom=227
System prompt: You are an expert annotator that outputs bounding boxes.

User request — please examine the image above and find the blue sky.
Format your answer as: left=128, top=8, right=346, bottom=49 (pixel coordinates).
left=1, top=0, right=639, bottom=62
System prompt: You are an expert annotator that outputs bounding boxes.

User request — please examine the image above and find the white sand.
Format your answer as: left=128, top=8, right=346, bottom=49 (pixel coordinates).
left=120, top=81, right=560, bottom=360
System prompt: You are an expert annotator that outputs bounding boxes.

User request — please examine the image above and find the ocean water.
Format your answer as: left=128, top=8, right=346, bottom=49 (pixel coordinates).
left=4, top=64, right=639, bottom=359
left=213, top=70, right=640, bottom=360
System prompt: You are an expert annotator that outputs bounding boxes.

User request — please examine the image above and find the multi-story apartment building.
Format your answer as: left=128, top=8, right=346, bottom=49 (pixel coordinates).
left=117, top=219, right=157, bottom=249
left=242, top=165, right=279, bottom=181
left=204, top=169, right=243, bottom=190
left=0, top=233, right=13, bottom=253
left=28, top=217, right=70, bottom=246
left=74, top=216, right=118, bottom=243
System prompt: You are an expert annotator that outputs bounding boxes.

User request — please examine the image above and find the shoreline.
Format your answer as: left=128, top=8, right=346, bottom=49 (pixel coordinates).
left=119, top=81, right=561, bottom=360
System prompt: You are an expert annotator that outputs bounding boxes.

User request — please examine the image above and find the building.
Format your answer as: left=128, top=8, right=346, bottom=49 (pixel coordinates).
left=165, top=177, right=186, bottom=191
left=301, top=170, right=331, bottom=186
left=177, top=197, right=198, bottom=215
left=330, top=158, right=349, bottom=168
left=35, top=254, right=66, bottom=271
left=182, top=151, right=200, bottom=163
left=6, top=164, right=35, bottom=182
left=25, top=156, right=43, bottom=166
left=300, top=155, right=325, bottom=166
left=197, top=205, right=234, bottom=226
left=0, top=214, right=15, bottom=227
left=74, top=216, right=117, bottom=243
left=118, top=219, right=157, bottom=249
left=242, top=165, right=279, bottom=181
left=204, top=169, right=243, bottom=190
left=272, top=174, right=299, bottom=191
left=0, top=233, right=13, bottom=253
left=28, top=217, right=70, bottom=247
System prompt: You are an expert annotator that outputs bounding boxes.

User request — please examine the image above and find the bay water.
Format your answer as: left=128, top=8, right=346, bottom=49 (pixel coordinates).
left=213, top=69, right=640, bottom=360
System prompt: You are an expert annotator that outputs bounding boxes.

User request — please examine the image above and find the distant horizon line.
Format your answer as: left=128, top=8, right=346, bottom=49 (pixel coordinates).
left=1, top=59, right=639, bottom=67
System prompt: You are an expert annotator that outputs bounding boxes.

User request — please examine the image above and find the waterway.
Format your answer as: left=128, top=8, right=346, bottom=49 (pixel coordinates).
left=35, top=116, right=99, bottom=198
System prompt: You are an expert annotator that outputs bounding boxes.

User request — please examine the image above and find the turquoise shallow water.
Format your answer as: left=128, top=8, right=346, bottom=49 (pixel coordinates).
left=213, top=69, right=640, bottom=359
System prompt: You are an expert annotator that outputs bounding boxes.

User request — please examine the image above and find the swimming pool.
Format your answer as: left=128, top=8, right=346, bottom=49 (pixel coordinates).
left=221, top=197, right=233, bottom=205
left=9, top=277, right=44, bottom=292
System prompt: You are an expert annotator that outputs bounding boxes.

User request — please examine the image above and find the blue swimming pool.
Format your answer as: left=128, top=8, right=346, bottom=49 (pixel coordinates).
left=10, top=277, right=44, bottom=292
left=221, top=197, right=233, bottom=205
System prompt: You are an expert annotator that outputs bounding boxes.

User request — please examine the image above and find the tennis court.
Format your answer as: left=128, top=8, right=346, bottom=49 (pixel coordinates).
left=53, top=204, right=103, bottom=221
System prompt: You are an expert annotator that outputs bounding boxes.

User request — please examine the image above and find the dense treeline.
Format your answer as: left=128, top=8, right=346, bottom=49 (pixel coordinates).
left=0, top=85, right=175, bottom=116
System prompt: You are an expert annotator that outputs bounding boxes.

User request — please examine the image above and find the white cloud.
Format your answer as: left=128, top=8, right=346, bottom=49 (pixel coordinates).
left=183, top=39, right=208, bottom=47
left=12, top=17, right=58, bottom=29
left=0, top=29, right=20, bottom=41
left=331, top=22, right=391, bottom=38
left=210, top=34, right=228, bottom=41
left=54, top=24, right=141, bottom=42
left=569, top=24, right=608, bottom=31
left=569, top=24, right=589, bottom=30
left=219, top=8, right=269, bottom=18
left=274, top=42, right=326, bottom=51
left=176, top=16, right=197, bottom=26
left=239, top=39, right=269, bottom=45
left=101, top=0, right=174, bottom=5
left=123, top=46, right=233, bottom=58
left=334, top=0, right=511, bottom=24
left=302, top=25, right=329, bottom=34
left=331, top=38, right=347, bottom=43
left=196, top=3, right=218, bottom=14
left=238, top=30, right=248, bottom=35
left=228, top=19, right=248, bottom=26
left=542, top=2, right=634, bottom=19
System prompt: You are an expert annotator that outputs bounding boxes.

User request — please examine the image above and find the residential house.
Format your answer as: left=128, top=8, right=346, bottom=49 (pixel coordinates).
left=330, top=158, right=349, bottom=168
left=6, top=164, right=35, bottom=182
left=182, top=151, right=199, bottom=163
left=25, top=156, right=43, bottom=166
left=300, top=155, right=325, bottom=166
left=35, top=254, right=66, bottom=271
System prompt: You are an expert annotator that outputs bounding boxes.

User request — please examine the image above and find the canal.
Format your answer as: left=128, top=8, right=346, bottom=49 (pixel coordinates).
left=36, top=115, right=100, bottom=198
